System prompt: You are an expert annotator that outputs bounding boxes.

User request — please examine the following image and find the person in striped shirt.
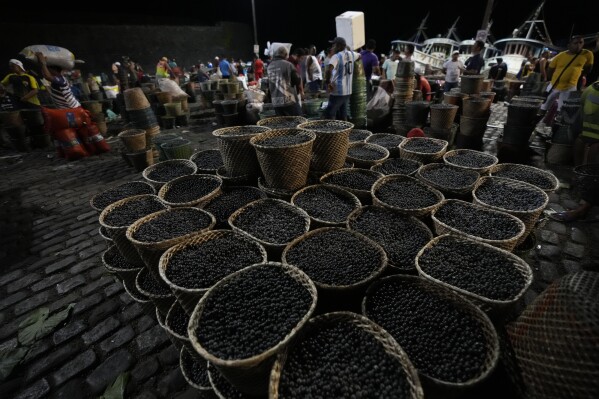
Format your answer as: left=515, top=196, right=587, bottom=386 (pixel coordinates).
left=324, top=37, right=361, bottom=120
left=35, top=51, right=81, bottom=109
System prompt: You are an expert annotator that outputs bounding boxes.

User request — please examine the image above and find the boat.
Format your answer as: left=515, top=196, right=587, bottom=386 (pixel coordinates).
left=481, top=1, right=563, bottom=78
left=390, top=15, right=459, bottom=75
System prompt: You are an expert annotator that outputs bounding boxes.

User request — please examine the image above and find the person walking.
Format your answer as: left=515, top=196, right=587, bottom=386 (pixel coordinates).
left=442, top=50, right=465, bottom=93
left=538, top=35, right=594, bottom=130
left=253, top=55, right=264, bottom=81
left=267, top=46, right=303, bottom=116
left=324, top=37, right=361, bottom=120
left=305, top=45, right=323, bottom=94
left=360, top=39, right=380, bottom=100
left=1, top=59, right=41, bottom=109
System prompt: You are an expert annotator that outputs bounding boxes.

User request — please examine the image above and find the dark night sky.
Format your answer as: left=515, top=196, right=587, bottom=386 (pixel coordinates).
left=6, top=0, right=598, bottom=53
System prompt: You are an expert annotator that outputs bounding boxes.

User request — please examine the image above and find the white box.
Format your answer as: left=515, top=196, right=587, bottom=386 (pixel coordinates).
left=335, top=11, right=365, bottom=50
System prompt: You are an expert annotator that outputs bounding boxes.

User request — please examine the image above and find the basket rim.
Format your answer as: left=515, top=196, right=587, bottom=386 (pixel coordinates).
left=349, top=129, right=373, bottom=143
left=101, top=245, right=143, bottom=273
left=431, top=199, right=526, bottom=247
left=443, top=149, right=499, bottom=173
left=490, top=162, right=560, bottom=192
left=158, top=229, right=268, bottom=294
left=370, top=158, right=423, bottom=176
left=164, top=300, right=192, bottom=342
left=98, top=194, right=167, bottom=230
left=361, top=274, right=500, bottom=389
left=250, top=129, right=316, bottom=150
left=256, top=115, right=308, bottom=127
left=416, top=163, right=480, bottom=193
left=90, top=180, right=156, bottom=213
left=157, top=174, right=223, bottom=207
left=117, top=128, right=146, bottom=138
left=189, top=149, right=223, bottom=172
left=346, top=205, right=433, bottom=270
left=290, top=184, right=361, bottom=226
left=179, top=347, right=213, bottom=392
left=215, top=166, right=252, bottom=181
left=371, top=174, right=445, bottom=216
left=320, top=168, right=384, bottom=196
left=142, top=159, right=198, bottom=185
left=126, top=207, right=216, bottom=250
left=472, top=176, right=549, bottom=215
left=135, top=267, right=173, bottom=299
left=346, top=142, right=390, bottom=165
left=212, top=125, right=271, bottom=140
left=98, top=225, right=113, bottom=242
left=281, top=227, right=388, bottom=290
left=187, top=262, right=318, bottom=368
left=228, top=198, right=311, bottom=248
left=268, top=311, right=424, bottom=399
left=297, top=120, right=354, bottom=132
left=256, top=177, right=298, bottom=199
left=122, top=277, right=150, bottom=303
left=415, top=234, right=534, bottom=307
left=399, top=137, right=449, bottom=156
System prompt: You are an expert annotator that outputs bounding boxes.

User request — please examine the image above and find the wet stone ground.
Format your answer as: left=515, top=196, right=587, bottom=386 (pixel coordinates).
left=0, top=100, right=597, bottom=398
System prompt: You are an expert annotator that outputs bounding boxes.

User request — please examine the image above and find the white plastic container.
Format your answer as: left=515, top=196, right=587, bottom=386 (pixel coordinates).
left=20, top=44, right=84, bottom=70
left=335, top=11, right=365, bottom=50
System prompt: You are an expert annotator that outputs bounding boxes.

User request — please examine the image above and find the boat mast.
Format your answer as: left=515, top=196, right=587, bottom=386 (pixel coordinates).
left=481, top=0, right=494, bottom=30
left=445, top=17, right=461, bottom=41
left=410, top=13, right=429, bottom=43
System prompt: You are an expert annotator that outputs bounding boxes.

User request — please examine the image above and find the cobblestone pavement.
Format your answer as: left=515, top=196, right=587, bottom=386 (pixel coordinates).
left=0, top=101, right=597, bottom=398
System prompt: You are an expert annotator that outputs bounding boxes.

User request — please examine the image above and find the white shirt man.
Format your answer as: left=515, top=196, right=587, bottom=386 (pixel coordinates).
left=443, top=51, right=465, bottom=92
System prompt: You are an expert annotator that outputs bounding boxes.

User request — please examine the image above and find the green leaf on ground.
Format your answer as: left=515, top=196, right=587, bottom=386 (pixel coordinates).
left=18, top=307, right=50, bottom=346
left=38, top=303, right=75, bottom=339
left=0, top=347, right=28, bottom=382
left=100, top=372, right=129, bottom=399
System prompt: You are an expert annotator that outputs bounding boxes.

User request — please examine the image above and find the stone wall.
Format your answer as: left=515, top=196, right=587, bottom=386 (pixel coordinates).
left=0, top=21, right=253, bottom=77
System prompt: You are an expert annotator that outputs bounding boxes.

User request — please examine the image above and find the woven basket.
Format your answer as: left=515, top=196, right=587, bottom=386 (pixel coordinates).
left=157, top=174, right=223, bottom=207
left=365, top=133, right=405, bottom=158
left=443, top=149, right=498, bottom=174
left=349, top=129, right=373, bottom=143
left=290, top=184, right=361, bottom=227
left=250, top=129, right=316, bottom=191
left=164, top=102, right=183, bottom=117
left=370, top=158, right=422, bottom=176
left=282, top=227, right=388, bottom=297
left=164, top=300, right=196, bottom=354
left=189, top=149, right=223, bottom=175
left=188, top=262, right=318, bottom=397
left=346, top=142, right=389, bottom=168
left=118, top=129, right=147, bottom=152
left=362, top=275, right=500, bottom=396
left=159, top=229, right=268, bottom=316
left=156, top=91, right=173, bottom=105
left=124, top=87, right=151, bottom=110
left=256, top=116, right=308, bottom=129
left=416, top=163, right=480, bottom=197
left=216, top=166, right=255, bottom=187
left=479, top=91, right=496, bottom=102
left=443, top=92, right=469, bottom=109
left=431, top=199, right=526, bottom=252
left=371, top=174, right=445, bottom=217
left=472, top=177, right=549, bottom=242
left=490, top=163, right=560, bottom=193
left=180, top=347, right=215, bottom=395
left=399, top=137, right=448, bottom=164
left=462, top=97, right=492, bottom=118
left=156, top=301, right=183, bottom=351
left=122, top=274, right=151, bottom=304
left=135, top=268, right=175, bottom=316
left=142, top=159, right=198, bottom=190
left=90, top=180, right=156, bottom=213
left=460, top=75, right=485, bottom=95
left=320, top=168, right=384, bottom=202
left=98, top=226, right=113, bottom=249
left=297, top=120, right=353, bottom=173
left=257, top=177, right=297, bottom=200
left=99, top=194, right=168, bottom=266
left=506, top=271, right=599, bottom=399
left=346, top=205, right=433, bottom=273
left=228, top=198, right=311, bottom=255
left=415, top=234, right=533, bottom=313
left=102, top=244, right=143, bottom=289
left=126, top=207, right=215, bottom=281
left=212, top=125, right=271, bottom=178
left=269, top=311, right=424, bottom=399
left=429, top=104, right=459, bottom=130
left=459, top=115, right=489, bottom=137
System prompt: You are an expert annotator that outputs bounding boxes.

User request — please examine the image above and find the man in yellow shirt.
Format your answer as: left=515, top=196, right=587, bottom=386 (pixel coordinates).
left=0, top=59, right=41, bottom=109
left=540, top=36, right=594, bottom=117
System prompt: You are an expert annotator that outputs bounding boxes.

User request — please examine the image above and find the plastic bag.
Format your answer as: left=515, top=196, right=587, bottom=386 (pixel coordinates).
left=20, top=45, right=83, bottom=70
left=158, top=79, right=189, bottom=97
left=367, top=86, right=391, bottom=121
left=103, top=85, right=119, bottom=99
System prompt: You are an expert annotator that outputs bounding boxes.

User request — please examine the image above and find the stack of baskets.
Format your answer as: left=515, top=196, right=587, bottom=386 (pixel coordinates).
left=297, top=120, right=354, bottom=175
left=392, top=61, right=416, bottom=133
left=213, top=125, right=271, bottom=181
left=350, top=60, right=367, bottom=128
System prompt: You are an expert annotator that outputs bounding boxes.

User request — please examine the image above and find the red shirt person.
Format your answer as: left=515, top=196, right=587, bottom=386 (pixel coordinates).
left=253, top=56, right=264, bottom=80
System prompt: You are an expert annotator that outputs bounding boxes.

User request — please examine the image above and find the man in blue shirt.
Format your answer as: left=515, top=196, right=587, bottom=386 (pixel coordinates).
left=219, top=58, right=231, bottom=79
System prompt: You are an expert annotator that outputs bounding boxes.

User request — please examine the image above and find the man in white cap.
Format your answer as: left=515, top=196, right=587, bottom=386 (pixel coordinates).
left=1, top=59, right=41, bottom=109
left=442, top=50, right=465, bottom=93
